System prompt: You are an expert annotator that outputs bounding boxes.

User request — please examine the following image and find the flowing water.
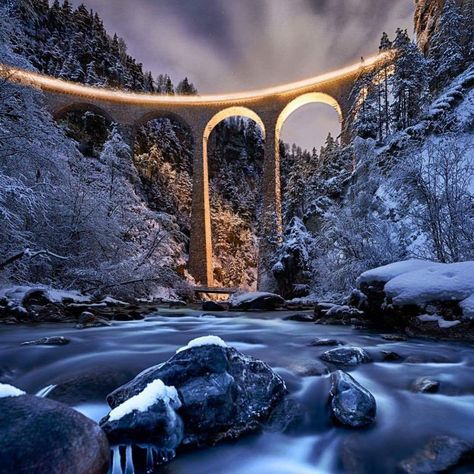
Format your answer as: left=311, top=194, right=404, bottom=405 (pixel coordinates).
left=2, top=308, right=474, bottom=473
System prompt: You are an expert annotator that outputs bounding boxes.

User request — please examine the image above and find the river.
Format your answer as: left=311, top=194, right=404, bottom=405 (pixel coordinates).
left=2, top=308, right=474, bottom=473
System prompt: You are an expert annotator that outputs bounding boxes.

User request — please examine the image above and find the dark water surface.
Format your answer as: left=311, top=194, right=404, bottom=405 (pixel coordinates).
left=2, top=309, right=474, bottom=473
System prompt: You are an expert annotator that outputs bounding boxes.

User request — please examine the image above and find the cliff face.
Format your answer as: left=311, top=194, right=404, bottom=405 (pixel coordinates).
left=414, top=0, right=471, bottom=53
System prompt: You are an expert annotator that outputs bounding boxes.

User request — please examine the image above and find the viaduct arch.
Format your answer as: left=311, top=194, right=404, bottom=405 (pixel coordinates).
left=1, top=53, right=392, bottom=290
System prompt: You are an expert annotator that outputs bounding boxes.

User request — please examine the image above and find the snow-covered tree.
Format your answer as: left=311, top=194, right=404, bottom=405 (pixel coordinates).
left=59, top=52, right=83, bottom=82
left=85, top=61, right=100, bottom=86
left=176, top=77, right=197, bottom=95
left=428, top=0, right=466, bottom=91
left=391, top=29, right=429, bottom=130
left=393, top=136, right=474, bottom=262
left=378, top=32, right=393, bottom=138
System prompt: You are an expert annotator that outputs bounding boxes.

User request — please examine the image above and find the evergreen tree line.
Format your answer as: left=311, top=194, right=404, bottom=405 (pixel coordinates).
left=352, top=0, right=473, bottom=141
left=8, top=0, right=197, bottom=94
left=280, top=133, right=351, bottom=226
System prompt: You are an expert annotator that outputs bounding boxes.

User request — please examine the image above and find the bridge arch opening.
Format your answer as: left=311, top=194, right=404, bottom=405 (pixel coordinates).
left=54, top=102, right=114, bottom=157
left=204, top=107, right=265, bottom=290
left=133, top=113, right=195, bottom=242
left=276, top=93, right=343, bottom=229
left=135, top=111, right=194, bottom=136
left=276, top=92, right=342, bottom=138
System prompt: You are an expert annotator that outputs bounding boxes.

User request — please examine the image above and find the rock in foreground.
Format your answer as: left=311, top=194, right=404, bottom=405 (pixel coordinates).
left=228, top=292, right=285, bottom=311
left=0, top=384, right=109, bottom=474
left=399, top=436, right=474, bottom=473
left=329, top=370, right=376, bottom=428
left=105, top=337, right=288, bottom=449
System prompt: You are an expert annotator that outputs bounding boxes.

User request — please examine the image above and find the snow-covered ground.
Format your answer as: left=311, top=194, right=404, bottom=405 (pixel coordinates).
left=0, top=285, right=92, bottom=313
left=358, top=260, right=474, bottom=319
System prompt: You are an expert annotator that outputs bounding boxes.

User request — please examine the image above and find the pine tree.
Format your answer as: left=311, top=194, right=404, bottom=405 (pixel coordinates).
left=164, top=76, right=174, bottom=95
left=379, top=32, right=392, bottom=138
left=155, top=74, right=174, bottom=94
left=85, top=61, right=100, bottom=85
left=349, top=67, right=379, bottom=140
left=176, top=77, right=198, bottom=95
left=354, top=91, right=379, bottom=140
left=59, top=52, right=83, bottom=82
left=62, top=0, right=72, bottom=17
left=391, top=29, right=429, bottom=130
left=143, top=71, right=155, bottom=92
left=428, top=0, right=465, bottom=91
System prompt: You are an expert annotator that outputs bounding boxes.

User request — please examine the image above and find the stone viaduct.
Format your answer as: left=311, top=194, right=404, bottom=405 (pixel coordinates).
left=2, top=53, right=391, bottom=290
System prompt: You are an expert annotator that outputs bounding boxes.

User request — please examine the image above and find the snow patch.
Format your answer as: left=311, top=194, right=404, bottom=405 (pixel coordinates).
left=0, top=285, right=91, bottom=311
left=0, top=383, right=25, bottom=398
left=108, top=379, right=180, bottom=422
left=357, top=259, right=441, bottom=286
left=417, top=314, right=441, bottom=322
left=385, top=261, right=474, bottom=306
left=460, top=295, right=474, bottom=320
left=176, top=335, right=228, bottom=354
left=438, top=319, right=461, bottom=329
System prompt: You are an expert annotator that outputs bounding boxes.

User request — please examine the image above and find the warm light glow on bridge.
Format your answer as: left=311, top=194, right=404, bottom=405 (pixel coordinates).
left=204, top=107, right=266, bottom=140
left=0, top=52, right=392, bottom=106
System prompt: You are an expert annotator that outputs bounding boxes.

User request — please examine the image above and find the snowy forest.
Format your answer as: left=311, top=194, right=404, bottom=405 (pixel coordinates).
left=0, top=0, right=472, bottom=303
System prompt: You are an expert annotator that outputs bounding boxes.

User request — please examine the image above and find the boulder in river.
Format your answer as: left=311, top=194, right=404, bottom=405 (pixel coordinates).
left=21, top=336, right=70, bottom=346
left=381, top=351, right=403, bottom=362
left=412, top=377, right=440, bottom=393
left=399, top=436, right=474, bottom=473
left=309, top=338, right=345, bottom=347
left=105, top=336, right=288, bottom=449
left=75, top=311, right=111, bottom=329
left=0, top=383, right=109, bottom=474
left=284, top=313, right=315, bottom=322
left=228, top=292, right=285, bottom=311
left=202, top=301, right=226, bottom=312
left=329, top=370, right=376, bottom=428
left=320, top=346, right=372, bottom=367
left=381, top=334, right=407, bottom=341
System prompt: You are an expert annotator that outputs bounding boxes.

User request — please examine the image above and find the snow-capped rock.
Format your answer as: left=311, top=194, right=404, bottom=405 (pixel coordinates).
left=100, top=379, right=183, bottom=450
left=105, top=339, right=288, bottom=449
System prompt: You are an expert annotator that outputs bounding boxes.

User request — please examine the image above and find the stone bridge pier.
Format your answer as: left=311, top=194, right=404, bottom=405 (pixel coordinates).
left=3, top=53, right=392, bottom=290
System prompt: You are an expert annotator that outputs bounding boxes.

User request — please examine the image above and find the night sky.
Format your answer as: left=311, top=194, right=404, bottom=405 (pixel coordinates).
left=69, top=0, right=415, bottom=150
